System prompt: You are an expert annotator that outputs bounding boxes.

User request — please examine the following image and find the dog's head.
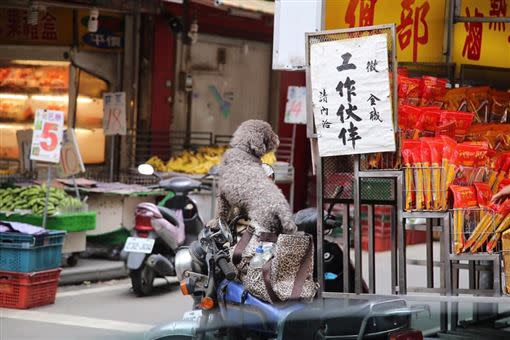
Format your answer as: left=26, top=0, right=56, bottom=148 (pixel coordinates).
left=230, top=120, right=279, bottom=157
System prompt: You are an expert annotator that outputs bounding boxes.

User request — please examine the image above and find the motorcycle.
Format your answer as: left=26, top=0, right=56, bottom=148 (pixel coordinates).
left=145, top=215, right=427, bottom=340
left=122, top=164, right=212, bottom=296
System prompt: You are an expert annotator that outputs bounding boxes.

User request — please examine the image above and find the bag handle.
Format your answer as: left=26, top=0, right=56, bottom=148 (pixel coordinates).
left=232, top=227, right=254, bottom=266
left=262, top=258, right=281, bottom=303
left=290, top=235, right=314, bottom=300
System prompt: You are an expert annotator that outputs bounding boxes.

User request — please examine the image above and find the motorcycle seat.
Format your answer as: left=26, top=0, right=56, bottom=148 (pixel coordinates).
left=159, top=177, right=201, bottom=193
left=157, top=206, right=180, bottom=226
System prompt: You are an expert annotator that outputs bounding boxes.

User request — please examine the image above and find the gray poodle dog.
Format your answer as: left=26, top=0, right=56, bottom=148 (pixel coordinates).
left=216, top=119, right=297, bottom=234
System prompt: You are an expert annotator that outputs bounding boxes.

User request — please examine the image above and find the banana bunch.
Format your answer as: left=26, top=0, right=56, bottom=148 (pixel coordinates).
left=0, top=185, right=81, bottom=216
left=146, top=146, right=276, bottom=175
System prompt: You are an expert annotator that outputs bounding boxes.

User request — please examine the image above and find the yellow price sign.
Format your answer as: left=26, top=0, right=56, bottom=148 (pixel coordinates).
left=325, top=0, right=447, bottom=63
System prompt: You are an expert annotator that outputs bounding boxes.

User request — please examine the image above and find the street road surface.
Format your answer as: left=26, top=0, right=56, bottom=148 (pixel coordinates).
left=0, top=278, right=189, bottom=340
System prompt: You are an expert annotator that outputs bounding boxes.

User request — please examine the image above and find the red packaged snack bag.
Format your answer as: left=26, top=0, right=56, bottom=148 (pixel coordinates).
left=398, top=67, right=409, bottom=76
left=467, top=86, right=491, bottom=123
left=474, top=182, right=492, bottom=207
left=498, top=179, right=510, bottom=192
left=441, top=136, right=458, bottom=209
left=415, top=107, right=441, bottom=137
left=399, top=105, right=422, bottom=139
left=422, top=137, right=444, bottom=209
left=420, top=76, right=447, bottom=107
left=490, top=89, right=510, bottom=123
left=450, top=185, right=478, bottom=208
left=438, top=111, right=475, bottom=141
left=444, top=87, right=468, bottom=111
left=398, top=75, right=421, bottom=106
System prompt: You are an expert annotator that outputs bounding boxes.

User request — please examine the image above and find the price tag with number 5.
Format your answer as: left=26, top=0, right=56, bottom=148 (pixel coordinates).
left=30, top=109, right=64, bottom=163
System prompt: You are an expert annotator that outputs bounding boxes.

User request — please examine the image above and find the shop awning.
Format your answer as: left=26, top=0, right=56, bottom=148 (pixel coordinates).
left=190, top=0, right=274, bottom=16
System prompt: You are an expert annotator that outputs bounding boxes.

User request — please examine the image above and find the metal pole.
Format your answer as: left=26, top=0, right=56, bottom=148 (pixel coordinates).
left=353, top=156, right=362, bottom=293
left=446, top=0, right=456, bottom=63
left=368, top=204, right=375, bottom=293
left=109, top=136, right=115, bottom=181
left=343, top=203, right=351, bottom=293
left=72, top=175, right=81, bottom=201
left=42, top=166, right=52, bottom=228
left=316, top=156, right=324, bottom=297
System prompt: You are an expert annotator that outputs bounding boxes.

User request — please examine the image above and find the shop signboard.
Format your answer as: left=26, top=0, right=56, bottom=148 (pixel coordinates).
left=310, top=33, right=395, bottom=157
left=453, top=0, right=510, bottom=69
left=77, top=10, right=124, bottom=52
left=284, top=86, right=307, bottom=124
left=58, top=129, right=85, bottom=177
left=273, top=0, right=322, bottom=70
left=0, top=7, right=73, bottom=45
left=30, top=109, right=64, bottom=163
left=103, top=92, right=127, bottom=135
left=324, top=0, right=446, bottom=62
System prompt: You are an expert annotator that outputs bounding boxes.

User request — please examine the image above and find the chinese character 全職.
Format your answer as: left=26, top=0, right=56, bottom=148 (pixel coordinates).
left=336, top=77, right=356, bottom=102
left=489, top=0, right=507, bottom=31
left=396, top=0, right=430, bottom=62
left=337, top=103, right=361, bottom=123
left=369, top=107, right=383, bottom=122
left=321, top=106, right=329, bottom=116
left=336, top=52, right=357, bottom=72
left=345, top=0, right=378, bottom=27
left=462, top=7, right=483, bottom=61
left=366, top=59, right=379, bottom=73
left=367, top=94, right=380, bottom=106
left=319, top=89, right=328, bottom=103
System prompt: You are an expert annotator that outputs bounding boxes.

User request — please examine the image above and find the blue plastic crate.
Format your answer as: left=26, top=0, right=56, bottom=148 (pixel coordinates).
left=0, top=230, right=65, bottom=272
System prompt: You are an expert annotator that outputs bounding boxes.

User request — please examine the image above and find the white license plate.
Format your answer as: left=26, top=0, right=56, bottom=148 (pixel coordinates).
left=183, top=310, right=202, bottom=322
left=123, top=237, right=155, bottom=254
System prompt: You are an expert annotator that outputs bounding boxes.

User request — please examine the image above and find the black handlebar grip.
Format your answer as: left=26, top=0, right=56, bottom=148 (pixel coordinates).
left=217, top=257, right=236, bottom=281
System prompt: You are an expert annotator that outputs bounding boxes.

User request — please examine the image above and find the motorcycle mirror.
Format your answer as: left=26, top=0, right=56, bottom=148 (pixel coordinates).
left=137, top=163, right=155, bottom=176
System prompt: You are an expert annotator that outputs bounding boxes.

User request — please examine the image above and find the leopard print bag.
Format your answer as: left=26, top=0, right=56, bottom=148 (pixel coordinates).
left=243, top=232, right=318, bottom=303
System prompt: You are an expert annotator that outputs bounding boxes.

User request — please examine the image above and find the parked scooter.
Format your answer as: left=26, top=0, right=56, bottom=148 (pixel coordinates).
left=144, top=164, right=427, bottom=339
left=122, top=164, right=212, bottom=296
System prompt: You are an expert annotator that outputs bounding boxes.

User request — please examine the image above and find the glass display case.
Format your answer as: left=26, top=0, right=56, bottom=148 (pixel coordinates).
left=0, top=60, right=107, bottom=172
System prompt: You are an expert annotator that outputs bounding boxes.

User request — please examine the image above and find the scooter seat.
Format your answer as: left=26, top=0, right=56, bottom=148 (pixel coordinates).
left=157, top=206, right=180, bottom=226
left=159, top=177, right=201, bottom=193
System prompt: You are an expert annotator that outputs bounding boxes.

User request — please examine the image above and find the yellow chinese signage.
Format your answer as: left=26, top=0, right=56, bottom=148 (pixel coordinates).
left=0, top=7, right=72, bottom=45
left=325, top=0, right=446, bottom=62
left=77, top=10, right=124, bottom=52
left=453, top=0, right=510, bottom=69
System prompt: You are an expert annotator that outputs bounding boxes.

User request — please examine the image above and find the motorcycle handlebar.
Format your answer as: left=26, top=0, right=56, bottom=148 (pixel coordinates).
left=217, top=257, right=236, bottom=281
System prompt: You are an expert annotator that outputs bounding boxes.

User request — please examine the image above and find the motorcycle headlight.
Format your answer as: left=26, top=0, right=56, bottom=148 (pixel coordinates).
left=175, top=248, right=194, bottom=281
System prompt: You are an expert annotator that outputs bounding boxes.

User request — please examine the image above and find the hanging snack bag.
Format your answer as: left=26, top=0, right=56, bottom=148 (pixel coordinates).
left=421, top=141, right=432, bottom=210
left=502, top=228, right=510, bottom=293
left=402, top=140, right=421, bottom=211
left=438, top=111, right=475, bottom=142
left=415, top=107, right=441, bottom=138
left=443, top=87, right=468, bottom=111
left=440, top=136, right=457, bottom=209
left=398, top=75, right=422, bottom=106
left=467, top=87, right=491, bottom=123
left=399, top=105, right=422, bottom=139
left=474, top=200, right=510, bottom=253
left=490, top=90, right=510, bottom=123
left=420, top=76, right=448, bottom=107
left=450, top=185, right=478, bottom=254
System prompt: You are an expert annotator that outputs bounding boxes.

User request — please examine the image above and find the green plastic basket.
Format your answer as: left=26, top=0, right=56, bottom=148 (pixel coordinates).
left=0, top=212, right=96, bottom=232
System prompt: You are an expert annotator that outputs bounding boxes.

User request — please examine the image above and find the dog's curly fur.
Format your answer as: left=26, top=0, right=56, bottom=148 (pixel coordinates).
left=216, top=120, right=297, bottom=234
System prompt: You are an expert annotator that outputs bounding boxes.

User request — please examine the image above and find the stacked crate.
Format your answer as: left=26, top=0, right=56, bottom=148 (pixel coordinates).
left=0, top=230, right=65, bottom=309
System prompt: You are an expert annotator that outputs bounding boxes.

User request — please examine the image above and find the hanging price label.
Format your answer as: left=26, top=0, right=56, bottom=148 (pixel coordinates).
left=30, top=109, right=64, bottom=163
left=103, top=92, right=127, bottom=135
left=58, top=129, right=85, bottom=177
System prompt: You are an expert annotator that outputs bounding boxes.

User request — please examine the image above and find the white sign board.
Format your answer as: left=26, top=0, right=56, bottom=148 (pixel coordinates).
left=58, top=129, right=85, bottom=177
left=284, top=86, right=307, bottom=124
left=30, top=109, right=64, bottom=163
left=310, top=34, right=396, bottom=157
left=273, top=0, right=322, bottom=70
left=103, top=92, right=127, bottom=135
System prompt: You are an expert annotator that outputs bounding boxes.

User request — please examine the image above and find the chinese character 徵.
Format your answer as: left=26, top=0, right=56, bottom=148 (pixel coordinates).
left=369, top=107, right=383, bottom=122
left=336, top=52, right=356, bottom=72
left=337, top=103, right=361, bottom=123
left=336, top=77, right=356, bottom=102
left=489, top=0, right=507, bottom=31
left=345, top=0, right=378, bottom=27
left=319, top=89, right=328, bottom=103
left=396, top=0, right=430, bottom=62
left=321, top=107, right=329, bottom=116
left=462, top=7, right=484, bottom=61
left=366, top=59, right=379, bottom=73
left=367, top=94, right=380, bottom=106
left=41, top=12, right=57, bottom=40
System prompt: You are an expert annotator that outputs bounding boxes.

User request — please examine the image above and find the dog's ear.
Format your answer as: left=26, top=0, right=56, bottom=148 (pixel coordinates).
left=249, top=130, right=267, bottom=157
